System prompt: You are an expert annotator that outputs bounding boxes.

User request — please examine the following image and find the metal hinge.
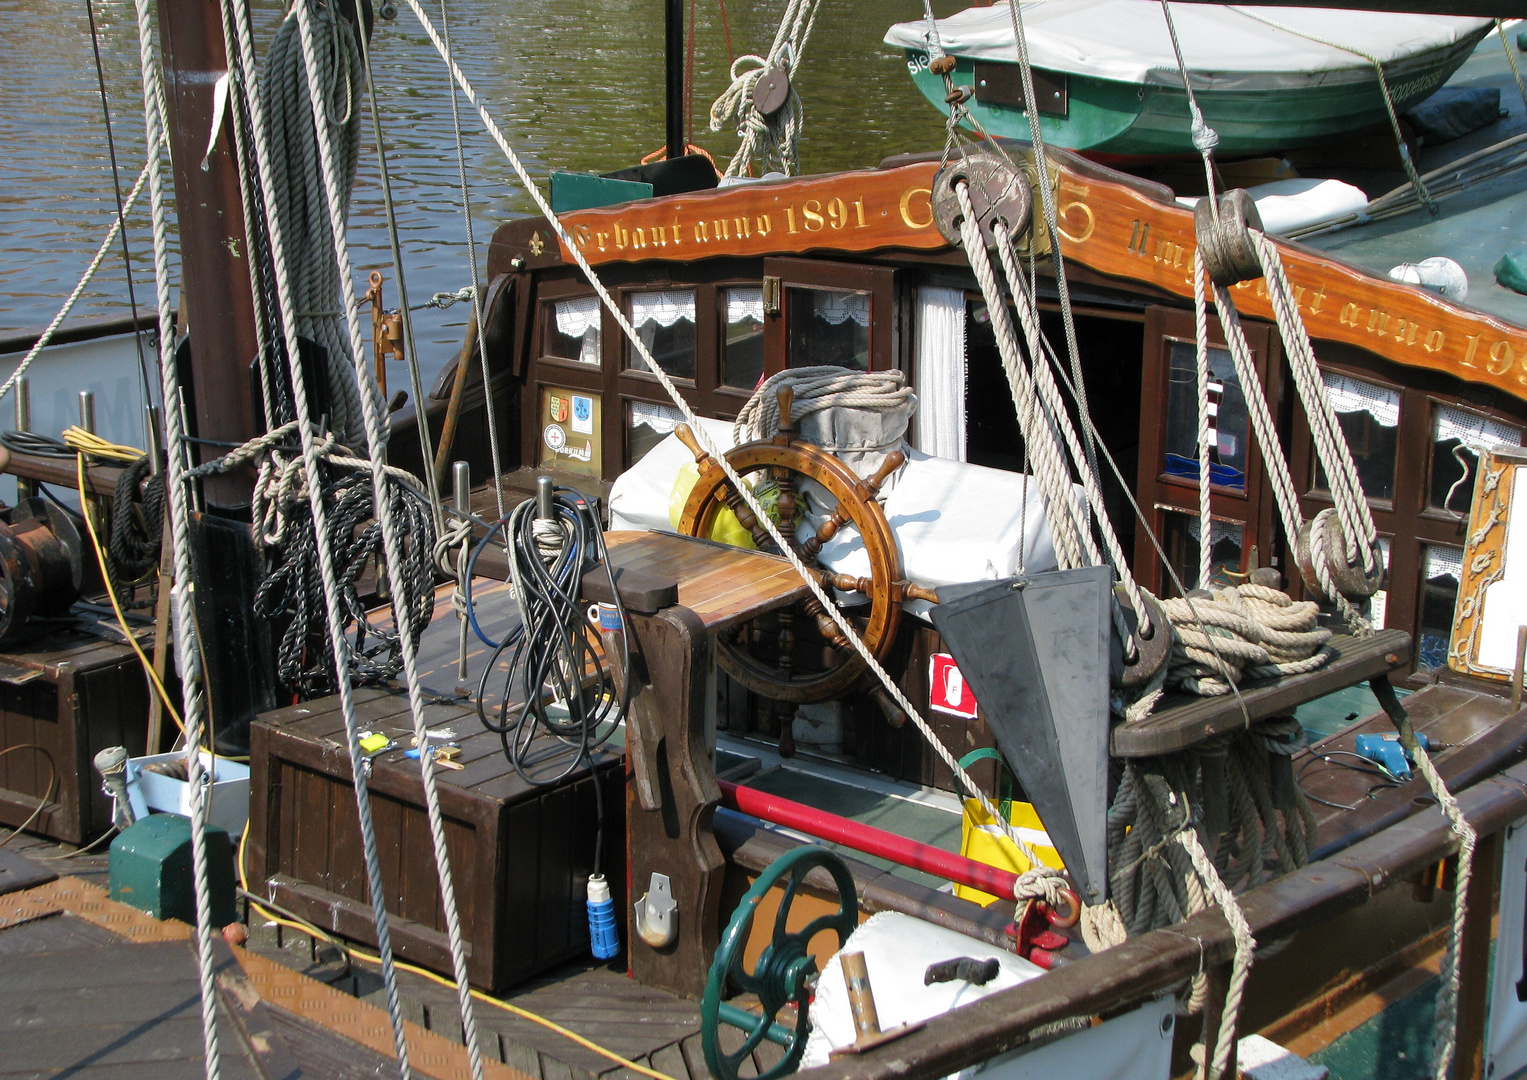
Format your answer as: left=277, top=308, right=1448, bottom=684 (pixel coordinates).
left=762, top=276, right=782, bottom=316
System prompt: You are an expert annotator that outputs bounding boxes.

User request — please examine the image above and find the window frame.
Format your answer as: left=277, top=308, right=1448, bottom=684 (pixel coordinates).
left=761, top=257, right=900, bottom=379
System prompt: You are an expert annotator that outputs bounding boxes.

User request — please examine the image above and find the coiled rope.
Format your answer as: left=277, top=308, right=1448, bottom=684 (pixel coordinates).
left=1162, top=579, right=1333, bottom=696
left=733, top=366, right=916, bottom=453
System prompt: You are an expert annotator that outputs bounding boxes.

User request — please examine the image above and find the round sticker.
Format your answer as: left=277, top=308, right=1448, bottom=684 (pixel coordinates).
left=543, top=424, right=566, bottom=452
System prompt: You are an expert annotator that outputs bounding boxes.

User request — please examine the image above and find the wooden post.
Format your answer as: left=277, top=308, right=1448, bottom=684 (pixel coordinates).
left=1455, top=829, right=1504, bottom=1080
left=156, top=0, right=260, bottom=509
left=618, top=604, right=725, bottom=999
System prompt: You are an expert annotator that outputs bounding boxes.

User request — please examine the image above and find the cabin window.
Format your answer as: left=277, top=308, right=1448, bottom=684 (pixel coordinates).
left=1162, top=340, right=1249, bottom=493
left=722, top=287, right=765, bottom=389
left=546, top=295, right=601, bottom=364
left=1429, top=404, right=1522, bottom=515
left=628, top=400, right=685, bottom=466
left=627, top=289, right=697, bottom=380
left=1317, top=372, right=1399, bottom=503
left=786, top=286, right=871, bottom=370
left=1160, top=509, right=1245, bottom=592
left=1418, top=544, right=1463, bottom=671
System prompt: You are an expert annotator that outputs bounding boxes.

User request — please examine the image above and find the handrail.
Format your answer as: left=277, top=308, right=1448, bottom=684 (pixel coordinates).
left=718, top=778, right=1022, bottom=901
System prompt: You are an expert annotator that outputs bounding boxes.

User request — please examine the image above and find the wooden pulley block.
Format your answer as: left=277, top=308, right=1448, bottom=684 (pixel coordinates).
left=1194, top=188, right=1264, bottom=287
left=1295, top=508, right=1385, bottom=603
left=753, top=64, right=792, bottom=117
left=932, top=152, right=1032, bottom=251
left=673, top=395, right=912, bottom=709
left=1110, top=585, right=1171, bottom=689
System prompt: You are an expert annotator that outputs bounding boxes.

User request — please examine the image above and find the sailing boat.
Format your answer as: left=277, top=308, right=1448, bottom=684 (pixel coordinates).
left=6, top=2, right=1527, bottom=1080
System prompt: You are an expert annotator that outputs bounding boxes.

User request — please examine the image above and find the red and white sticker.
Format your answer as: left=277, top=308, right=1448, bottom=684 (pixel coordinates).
left=929, top=653, right=979, bottom=718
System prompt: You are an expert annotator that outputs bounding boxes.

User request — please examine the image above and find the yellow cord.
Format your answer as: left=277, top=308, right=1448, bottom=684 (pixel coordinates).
left=76, top=451, right=185, bottom=735
left=61, top=425, right=145, bottom=463
left=235, top=826, right=677, bottom=1080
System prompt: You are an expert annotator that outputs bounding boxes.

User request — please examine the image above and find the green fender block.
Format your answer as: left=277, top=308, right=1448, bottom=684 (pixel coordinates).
left=108, top=813, right=237, bottom=927
left=1496, top=251, right=1527, bottom=295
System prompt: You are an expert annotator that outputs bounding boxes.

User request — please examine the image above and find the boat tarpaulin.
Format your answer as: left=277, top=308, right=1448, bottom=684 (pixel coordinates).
left=884, top=3, right=1492, bottom=92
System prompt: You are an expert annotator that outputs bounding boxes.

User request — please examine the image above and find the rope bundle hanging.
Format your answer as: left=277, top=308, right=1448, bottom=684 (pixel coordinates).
left=1160, top=575, right=1333, bottom=696
left=260, top=0, right=366, bottom=445
left=708, top=0, right=822, bottom=178
left=108, top=455, right=165, bottom=607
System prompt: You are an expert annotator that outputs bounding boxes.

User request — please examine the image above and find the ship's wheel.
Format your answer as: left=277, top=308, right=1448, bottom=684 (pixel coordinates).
left=673, top=389, right=935, bottom=751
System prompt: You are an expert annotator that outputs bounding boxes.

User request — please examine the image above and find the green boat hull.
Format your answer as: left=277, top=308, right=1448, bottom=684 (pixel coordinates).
left=902, top=34, right=1483, bottom=158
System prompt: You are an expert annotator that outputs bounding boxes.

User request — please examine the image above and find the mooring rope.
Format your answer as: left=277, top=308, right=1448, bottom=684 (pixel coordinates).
left=708, top=0, right=821, bottom=177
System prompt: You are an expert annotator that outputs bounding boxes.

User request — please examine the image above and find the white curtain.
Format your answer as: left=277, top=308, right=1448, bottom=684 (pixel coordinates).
left=554, top=296, right=601, bottom=365
left=1434, top=404, right=1522, bottom=454
left=629, top=289, right=696, bottom=329
left=912, top=286, right=967, bottom=461
left=1322, top=371, right=1400, bottom=427
left=727, top=287, right=764, bottom=326
left=809, top=290, right=871, bottom=327
left=1426, top=544, right=1463, bottom=583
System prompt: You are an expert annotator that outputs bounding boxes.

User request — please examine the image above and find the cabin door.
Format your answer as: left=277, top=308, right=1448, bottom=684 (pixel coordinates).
left=1133, top=305, right=1280, bottom=596
left=760, top=258, right=899, bottom=378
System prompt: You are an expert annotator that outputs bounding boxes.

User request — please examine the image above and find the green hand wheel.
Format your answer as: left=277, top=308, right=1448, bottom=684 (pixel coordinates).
left=700, top=846, right=860, bottom=1080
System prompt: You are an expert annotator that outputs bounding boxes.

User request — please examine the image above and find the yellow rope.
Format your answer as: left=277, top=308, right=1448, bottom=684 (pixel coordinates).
left=235, top=827, right=677, bottom=1080
left=75, top=451, right=185, bottom=735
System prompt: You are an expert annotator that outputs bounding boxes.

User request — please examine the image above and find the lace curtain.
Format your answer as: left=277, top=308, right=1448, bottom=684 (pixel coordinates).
left=807, top=289, right=871, bottom=327
left=727, top=287, right=764, bottom=326
left=1434, top=404, right=1523, bottom=453
left=1322, top=371, right=1400, bottom=428
left=630, top=290, right=696, bottom=329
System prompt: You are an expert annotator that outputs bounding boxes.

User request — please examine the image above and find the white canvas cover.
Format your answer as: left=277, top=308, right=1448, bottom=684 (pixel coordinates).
left=885, top=4, right=1491, bottom=92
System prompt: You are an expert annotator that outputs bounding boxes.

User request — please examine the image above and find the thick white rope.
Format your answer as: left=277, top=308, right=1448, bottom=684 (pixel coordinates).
left=291, top=2, right=487, bottom=1072
left=398, top=0, right=1044, bottom=874
left=995, top=228, right=1155, bottom=641
left=1176, top=825, right=1256, bottom=1080
left=1194, top=260, right=1214, bottom=589
left=127, top=0, right=222, bottom=1074
left=0, top=162, right=150, bottom=406
left=226, top=0, right=417, bottom=1070
left=733, top=367, right=915, bottom=449
left=953, top=184, right=1086, bottom=573
left=709, top=0, right=821, bottom=177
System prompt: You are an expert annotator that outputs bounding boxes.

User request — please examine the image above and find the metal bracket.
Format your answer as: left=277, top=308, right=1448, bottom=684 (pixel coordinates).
left=634, top=872, right=678, bottom=949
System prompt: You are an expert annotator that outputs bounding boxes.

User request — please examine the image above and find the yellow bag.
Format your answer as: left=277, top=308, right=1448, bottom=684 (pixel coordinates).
left=668, top=462, right=755, bottom=549
left=955, top=748, right=1065, bottom=906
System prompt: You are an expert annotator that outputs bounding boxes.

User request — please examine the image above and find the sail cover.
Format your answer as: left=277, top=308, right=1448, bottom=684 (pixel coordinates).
left=885, top=4, right=1492, bottom=92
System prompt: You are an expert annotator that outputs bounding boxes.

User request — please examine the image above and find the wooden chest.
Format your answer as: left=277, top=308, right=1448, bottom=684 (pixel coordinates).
left=0, top=627, right=153, bottom=844
left=246, top=687, right=625, bottom=992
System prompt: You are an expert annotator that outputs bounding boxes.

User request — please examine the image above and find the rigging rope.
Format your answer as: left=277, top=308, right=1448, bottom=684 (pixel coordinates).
left=127, top=0, right=223, bottom=1072
left=288, top=0, right=488, bottom=1070
left=708, top=0, right=821, bottom=177
left=225, top=0, right=420, bottom=1068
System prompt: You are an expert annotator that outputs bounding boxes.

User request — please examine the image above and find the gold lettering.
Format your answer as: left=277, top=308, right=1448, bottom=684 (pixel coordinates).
left=1292, top=285, right=1306, bottom=309
left=1128, top=219, right=1150, bottom=256
left=853, top=198, right=867, bottom=228
left=1308, top=284, right=1327, bottom=314
left=786, top=206, right=799, bottom=233
left=755, top=213, right=772, bottom=237
left=1488, top=340, right=1515, bottom=375
left=671, top=219, right=681, bottom=246
left=614, top=224, right=629, bottom=250
left=631, top=227, right=646, bottom=250
left=694, top=220, right=709, bottom=243
left=1366, top=309, right=1389, bottom=337
left=801, top=199, right=825, bottom=232
left=713, top=219, right=731, bottom=241
left=1058, top=200, right=1095, bottom=244
left=899, top=187, right=933, bottom=229
left=595, top=231, right=609, bottom=252
left=573, top=224, right=592, bottom=249
left=828, top=197, right=847, bottom=229
left=1339, top=303, right=1361, bottom=328
left=732, top=217, right=751, bottom=239
left=1424, top=330, right=1445, bottom=353
left=1462, top=333, right=1482, bottom=368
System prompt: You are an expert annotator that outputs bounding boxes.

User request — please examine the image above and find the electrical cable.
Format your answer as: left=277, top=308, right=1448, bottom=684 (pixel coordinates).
left=0, top=430, right=73, bottom=459
left=471, top=486, right=630, bottom=880
left=0, top=744, right=58, bottom=845
left=235, top=825, right=676, bottom=1080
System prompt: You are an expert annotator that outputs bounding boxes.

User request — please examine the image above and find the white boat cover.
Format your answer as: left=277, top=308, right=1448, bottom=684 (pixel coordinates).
left=884, top=4, right=1491, bottom=91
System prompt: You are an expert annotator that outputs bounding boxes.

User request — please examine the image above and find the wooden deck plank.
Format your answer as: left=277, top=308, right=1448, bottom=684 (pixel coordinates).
left=601, top=532, right=809, bottom=629
left=1111, top=629, right=1412, bottom=757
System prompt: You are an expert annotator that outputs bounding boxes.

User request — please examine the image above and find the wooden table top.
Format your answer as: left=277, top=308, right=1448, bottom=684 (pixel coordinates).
left=601, top=530, right=810, bottom=632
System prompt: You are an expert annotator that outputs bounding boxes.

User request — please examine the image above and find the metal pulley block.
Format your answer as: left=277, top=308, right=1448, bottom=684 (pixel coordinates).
left=1295, top=507, right=1385, bottom=604
left=1194, top=188, right=1265, bottom=287
left=0, top=497, right=86, bottom=641
left=932, top=153, right=1032, bottom=251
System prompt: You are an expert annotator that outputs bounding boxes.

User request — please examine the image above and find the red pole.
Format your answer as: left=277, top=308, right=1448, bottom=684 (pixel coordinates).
left=718, top=779, right=1021, bottom=901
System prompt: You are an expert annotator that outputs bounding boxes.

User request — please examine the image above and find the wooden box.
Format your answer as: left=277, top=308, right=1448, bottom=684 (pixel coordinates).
left=246, top=687, right=625, bottom=992
left=0, top=627, right=153, bottom=844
